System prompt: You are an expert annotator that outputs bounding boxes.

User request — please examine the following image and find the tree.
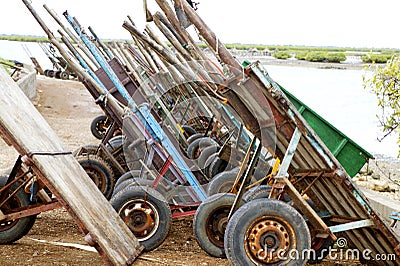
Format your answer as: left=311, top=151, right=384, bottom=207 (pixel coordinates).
left=363, top=56, right=400, bottom=156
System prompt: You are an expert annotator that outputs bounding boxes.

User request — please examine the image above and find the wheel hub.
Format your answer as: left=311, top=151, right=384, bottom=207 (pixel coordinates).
left=120, top=201, right=158, bottom=240
left=0, top=196, right=21, bottom=230
left=206, top=206, right=230, bottom=248
left=86, top=169, right=106, bottom=192
left=246, top=218, right=294, bottom=264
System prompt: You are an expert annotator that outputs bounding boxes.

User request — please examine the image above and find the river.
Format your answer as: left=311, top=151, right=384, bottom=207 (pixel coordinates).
left=0, top=40, right=398, bottom=158
left=265, top=65, right=398, bottom=158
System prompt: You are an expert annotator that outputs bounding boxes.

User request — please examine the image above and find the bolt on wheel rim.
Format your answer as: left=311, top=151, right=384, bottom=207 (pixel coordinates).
left=205, top=206, right=230, bottom=248
left=246, top=216, right=296, bottom=264
left=119, top=199, right=159, bottom=241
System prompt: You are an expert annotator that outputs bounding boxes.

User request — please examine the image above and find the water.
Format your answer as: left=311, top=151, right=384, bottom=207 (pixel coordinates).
left=264, top=65, right=398, bottom=158
left=0, top=40, right=397, bottom=157
left=0, top=40, right=53, bottom=70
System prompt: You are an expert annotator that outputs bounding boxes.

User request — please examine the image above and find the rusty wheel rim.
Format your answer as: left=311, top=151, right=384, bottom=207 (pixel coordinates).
left=246, top=216, right=296, bottom=264
left=96, top=118, right=110, bottom=137
left=205, top=205, right=230, bottom=248
left=0, top=194, right=22, bottom=230
left=119, top=199, right=159, bottom=241
left=85, top=169, right=107, bottom=194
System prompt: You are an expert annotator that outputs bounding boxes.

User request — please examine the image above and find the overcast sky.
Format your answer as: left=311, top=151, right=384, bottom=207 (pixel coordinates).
left=1, top=0, right=398, bottom=48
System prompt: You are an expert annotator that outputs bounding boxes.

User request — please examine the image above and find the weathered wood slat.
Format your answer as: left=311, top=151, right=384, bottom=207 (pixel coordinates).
left=0, top=65, right=142, bottom=265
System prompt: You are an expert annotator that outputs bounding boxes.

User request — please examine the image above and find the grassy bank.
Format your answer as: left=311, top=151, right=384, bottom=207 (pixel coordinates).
left=2, top=34, right=398, bottom=64
left=0, top=35, right=48, bottom=43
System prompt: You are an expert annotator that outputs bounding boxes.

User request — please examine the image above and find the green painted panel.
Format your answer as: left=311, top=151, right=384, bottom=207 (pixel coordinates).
left=279, top=84, right=373, bottom=177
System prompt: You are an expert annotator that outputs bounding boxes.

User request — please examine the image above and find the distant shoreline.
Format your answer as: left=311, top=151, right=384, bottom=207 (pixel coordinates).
left=237, top=56, right=384, bottom=71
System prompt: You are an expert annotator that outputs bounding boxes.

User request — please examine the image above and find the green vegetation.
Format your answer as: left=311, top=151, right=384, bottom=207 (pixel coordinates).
left=0, top=35, right=48, bottom=42
left=361, top=53, right=394, bottom=63
left=2, top=34, right=399, bottom=64
left=273, top=51, right=291, bottom=59
left=363, top=56, right=400, bottom=156
left=325, top=52, right=346, bottom=63
left=295, top=51, right=308, bottom=60
left=222, top=42, right=399, bottom=64
left=224, top=42, right=400, bottom=54
left=300, top=52, right=345, bottom=63
left=305, top=51, right=327, bottom=62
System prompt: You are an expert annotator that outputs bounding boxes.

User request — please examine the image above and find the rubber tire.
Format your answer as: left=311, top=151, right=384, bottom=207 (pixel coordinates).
left=90, top=115, right=108, bottom=140
left=197, top=144, right=220, bottom=171
left=112, top=176, right=168, bottom=199
left=72, top=144, right=99, bottom=157
left=187, top=137, right=218, bottom=159
left=60, top=71, right=69, bottom=80
left=55, top=70, right=62, bottom=79
left=194, top=193, right=245, bottom=258
left=243, top=185, right=291, bottom=202
left=47, top=70, right=55, bottom=78
left=182, top=125, right=197, bottom=138
left=207, top=156, right=228, bottom=179
left=308, top=238, right=334, bottom=264
left=110, top=186, right=171, bottom=251
left=224, top=198, right=311, bottom=266
left=77, top=154, right=114, bottom=199
left=112, top=178, right=169, bottom=199
left=0, top=184, right=37, bottom=244
left=114, top=170, right=141, bottom=189
left=203, top=152, right=218, bottom=178
left=105, top=135, right=128, bottom=176
left=206, top=169, right=238, bottom=196
left=187, top=133, right=204, bottom=145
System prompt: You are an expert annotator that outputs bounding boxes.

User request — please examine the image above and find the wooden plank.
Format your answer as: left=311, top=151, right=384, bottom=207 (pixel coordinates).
left=0, top=65, right=142, bottom=265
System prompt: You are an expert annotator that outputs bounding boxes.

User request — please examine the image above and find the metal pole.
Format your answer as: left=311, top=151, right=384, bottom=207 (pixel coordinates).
left=65, top=11, right=207, bottom=200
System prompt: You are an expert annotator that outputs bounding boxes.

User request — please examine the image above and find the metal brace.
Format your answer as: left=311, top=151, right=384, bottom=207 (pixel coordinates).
left=272, top=128, right=336, bottom=240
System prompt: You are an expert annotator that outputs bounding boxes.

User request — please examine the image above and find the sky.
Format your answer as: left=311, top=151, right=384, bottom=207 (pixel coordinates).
left=0, top=0, right=398, bottom=49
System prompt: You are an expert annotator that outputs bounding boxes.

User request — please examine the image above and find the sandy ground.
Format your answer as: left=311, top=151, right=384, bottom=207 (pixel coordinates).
left=0, top=75, right=397, bottom=265
left=0, top=76, right=229, bottom=266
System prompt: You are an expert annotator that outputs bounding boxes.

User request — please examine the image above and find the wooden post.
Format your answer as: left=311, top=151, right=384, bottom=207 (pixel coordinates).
left=0, top=64, right=143, bottom=265
left=171, top=0, right=242, bottom=70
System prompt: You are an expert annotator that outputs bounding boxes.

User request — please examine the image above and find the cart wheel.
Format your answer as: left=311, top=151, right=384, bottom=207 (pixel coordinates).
left=243, top=185, right=291, bottom=202
left=47, top=70, right=55, bottom=78
left=187, top=137, right=218, bottom=159
left=207, top=156, right=228, bottom=179
left=110, top=186, right=171, bottom=251
left=182, top=125, right=197, bottom=138
left=60, top=71, right=69, bottom=80
left=72, top=144, right=99, bottom=157
left=194, top=193, right=245, bottom=258
left=90, top=115, right=109, bottom=140
left=112, top=177, right=168, bottom=199
left=206, top=169, right=238, bottom=196
left=55, top=70, right=62, bottom=79
left=0, top=184, right=37, bottom=244
left=187, top=133, right=204, bottom=145
left=198, top=144, right=220, bottom=171
left=307, top=238, right=334, bottom=264
left=77, top=155, right=114, bottom=199
left=114, top=170, right=141, bottom=189
left=112, top=178, right=168, bottom=199
left=105, top=135, right=128, bottom=176
left=225, top=198, right=311, bottom=266
left=203, top=152, right=218, bottom=178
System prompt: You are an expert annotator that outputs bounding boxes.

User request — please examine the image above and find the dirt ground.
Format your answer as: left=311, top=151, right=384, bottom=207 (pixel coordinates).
left=0, top=76, right=230, bottom=266
left=0, top=76, right=390, bottom=265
